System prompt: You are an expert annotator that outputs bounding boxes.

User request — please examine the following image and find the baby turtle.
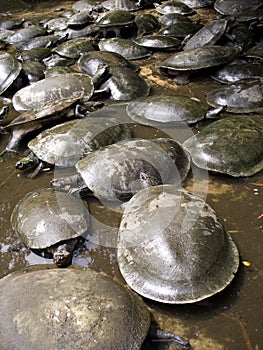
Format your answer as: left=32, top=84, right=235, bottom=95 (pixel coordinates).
left=10, top=188, right=90, bottom=267
left=157, top=45, right=240, bottom=84
left=15, top=117, right=131, bottom=178
left=117, top=185, right=240, bottom=303
left=183, top=116, right=263, bottom=177
left=0, top=267, right=190, bottom=349
left=126, top=94, right=208, bottom=127
left=51, top=138, right=190, bottom=201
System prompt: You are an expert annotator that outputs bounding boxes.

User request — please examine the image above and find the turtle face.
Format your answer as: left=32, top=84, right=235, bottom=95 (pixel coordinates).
left=53, top=244, right=72, bottom=268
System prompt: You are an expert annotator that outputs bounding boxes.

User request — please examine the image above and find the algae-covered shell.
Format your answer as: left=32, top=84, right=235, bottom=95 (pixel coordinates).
left=76, top=138, right=190, bottom=200
left=10, top=188, right=90, bottom=250
left=183, top=116, right=263, bottom=177
left=126, top=94, right=207, bottom=127
left=0, top=268, right=150, bottom=350
left=12, top=73, right=94, bottom=112
left=117, top=185, right=240, bottom=303
left=24, top=117, right=131, bottom=167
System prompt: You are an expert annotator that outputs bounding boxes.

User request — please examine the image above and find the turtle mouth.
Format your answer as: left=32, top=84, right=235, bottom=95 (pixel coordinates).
left=53, top=251, right=72, bottom=268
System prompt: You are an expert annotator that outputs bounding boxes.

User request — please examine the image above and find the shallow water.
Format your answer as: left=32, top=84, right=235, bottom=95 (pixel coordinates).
left=0, top=1, right=262, bottom=349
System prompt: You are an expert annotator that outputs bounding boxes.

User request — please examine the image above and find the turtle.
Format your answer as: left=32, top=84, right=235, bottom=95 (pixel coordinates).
left=0, top=52, right=22, bottom=95
left=12, top=73, right=94, bottom=113
left=212, top=61, right=263, bottom=83
left=183, top=18, right=228, bottom=50
left=126, top=94, right=208, bottom=127
left=0, top=73, right=94, bottom=154
left=0, top=267, right=190, bottom=350
left=117, top=185, right=240, bottom=303
left=15, top=116, right=132, bottom=178
left=155, top=1, right=196, bottom=15
left=95, top=9, right=137, bottom=38
left=134, top=35, right=181, bottom=50
left=214, top=0, right=262, bottom=16
left=51, top=37, right=97, bottom=59
left=157, top=45, right=240, bottom=84
left=206, top=78, right=263, bottom=114
left=97, top=66, right=151, bottom=100
left=98, top=37, right=151, bottom=60
left=183, top=116, right=263, bottom=177
left=10, top=188, right=90, bottom=267
left=51, top=138, right=190, bottom=201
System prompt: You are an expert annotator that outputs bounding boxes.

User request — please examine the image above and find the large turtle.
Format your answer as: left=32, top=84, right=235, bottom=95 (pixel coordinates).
left=10, top=188, right=90, bottom=267
left=183, top=116, right=263, bottom=177
left=51, top=138, right=190, bottom=201
left=117, top=185, right=240, bottom=303
left=15, top=117, right=131, bottom=178
left=0, top=267, right=190, bottom=349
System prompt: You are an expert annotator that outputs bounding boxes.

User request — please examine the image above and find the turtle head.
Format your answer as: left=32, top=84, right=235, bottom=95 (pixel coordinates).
left=53, top=244, right=72, bottom=268
left=15, top=151, right=39, bottom=171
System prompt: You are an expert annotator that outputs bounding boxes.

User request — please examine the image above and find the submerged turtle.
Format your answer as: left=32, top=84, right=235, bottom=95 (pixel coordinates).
left=15, top=117, right=131, bottom=178
left=183, top=116, right=263, bottom=177
left=126, top=94, right=208, bottom=127
left=0, top=267, right=190, bottom=350
left=51, top=138, right=190, bottom=201
left=157, top=45, right=240, bottom=84
left=10, top=188, right=90, bottom=267
left=117, top=185, right=240, bottom=303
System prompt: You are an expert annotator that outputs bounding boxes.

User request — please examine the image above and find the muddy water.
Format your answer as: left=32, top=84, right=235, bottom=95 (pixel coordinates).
left=0, top=1, right=263, bottom=350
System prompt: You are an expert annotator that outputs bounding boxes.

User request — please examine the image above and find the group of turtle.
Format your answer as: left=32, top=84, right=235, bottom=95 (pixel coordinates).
left=0, top=0, right=263, bottom=348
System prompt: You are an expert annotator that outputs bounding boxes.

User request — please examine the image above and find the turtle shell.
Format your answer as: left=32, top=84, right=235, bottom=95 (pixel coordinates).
left=206, top=78, right=263, bottom=113
left=0, top=52, right=21, bottom=94
left=126, top=94, right=207, bottom=127
left=76, top=138, right=190, bottom=201
left=117, top=185, right=240, bottom=303
left=10, top=188, right=90, bottom=250
left=0, top=268, right=150, bottom=350
left=183, top=116, right=263, bottom=177
left=96, top=9, right=135, bottom=27
left=214, top=0, right=262, bottom=15
left=52, top=37, right=97, bottom=59
left=26, top=117, right=131, bottom=167
left=12, top=73, right=94, bottom=112
left=98, top=37, right=151, bottom=60
left=183, top=18, right=227, bottom=50
left=157, top=45, right=239, bottom=71
left=155, top=1, right=195, bottom=15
